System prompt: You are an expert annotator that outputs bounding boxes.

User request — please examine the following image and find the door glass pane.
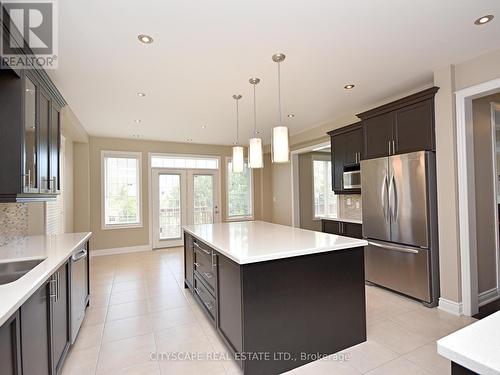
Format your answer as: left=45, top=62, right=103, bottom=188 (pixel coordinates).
left=24, top=77, right=37, bottom=189
left=193, top=175, right=214, bottom=224
left=159, top=174, right=181, bottom=239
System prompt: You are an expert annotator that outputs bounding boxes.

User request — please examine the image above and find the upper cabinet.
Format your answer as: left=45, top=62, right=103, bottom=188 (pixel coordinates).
left=357, top=87, right=439, bottom=160
left=328, top=122, right=362, bottom=194
left=0, top=67, right=65, bottom=202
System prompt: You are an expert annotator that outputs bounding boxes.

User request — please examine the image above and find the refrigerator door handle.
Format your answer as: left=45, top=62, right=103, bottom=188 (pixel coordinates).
left=381, top=175, right=389, bottom=223
left=388, top=174, right=396, bottom=221
left=367, top=240, right=420, bottom=254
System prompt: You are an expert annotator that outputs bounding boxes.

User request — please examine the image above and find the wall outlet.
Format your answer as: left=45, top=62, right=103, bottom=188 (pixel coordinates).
left=355, top=201, right=360, bottom=209
left=346, top=198, right=352, bottom=206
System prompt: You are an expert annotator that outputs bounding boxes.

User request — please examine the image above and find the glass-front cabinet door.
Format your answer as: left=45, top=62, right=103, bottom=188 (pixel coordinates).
left=23, top=76, right=37, bottom=193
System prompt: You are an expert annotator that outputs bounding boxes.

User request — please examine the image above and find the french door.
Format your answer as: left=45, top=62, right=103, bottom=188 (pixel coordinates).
left=152, top=168, right=220, bottom=248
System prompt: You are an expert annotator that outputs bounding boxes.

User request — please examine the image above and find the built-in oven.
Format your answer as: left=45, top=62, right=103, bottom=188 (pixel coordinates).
left=343, top=169, right=361, bottom=189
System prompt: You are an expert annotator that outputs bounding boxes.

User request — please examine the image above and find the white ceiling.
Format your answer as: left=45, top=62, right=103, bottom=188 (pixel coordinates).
left=50, top=0, right=500, bottom=145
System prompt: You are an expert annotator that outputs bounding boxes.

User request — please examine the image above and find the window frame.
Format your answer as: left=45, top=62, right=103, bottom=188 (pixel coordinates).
left=225, top=156, right=254, bottom=222
left=311, top=156, right=338, bottom=220
left=101, top=150, right=143, bottom=230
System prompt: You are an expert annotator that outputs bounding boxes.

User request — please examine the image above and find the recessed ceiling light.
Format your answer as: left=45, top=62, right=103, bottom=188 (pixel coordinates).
left=134, top=119, right=141, bottom=124
left=287, top=114, right=295, bottom=118
left=344, top=84, right=355, bottom=90
left=137, top=92, right=146, bottom=97
left=474, top=15, right=494, bottom=25
left=138, top=34, right=154, bottom=44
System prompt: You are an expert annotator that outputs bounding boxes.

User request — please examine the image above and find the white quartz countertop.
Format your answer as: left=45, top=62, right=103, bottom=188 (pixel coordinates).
left=437, top=311, right=500, bottom=375
left=322, top=217, right=362, bottom=224
left=0, top=232, right=92, bottom=326
left=183, top=221, right=367, bottom=265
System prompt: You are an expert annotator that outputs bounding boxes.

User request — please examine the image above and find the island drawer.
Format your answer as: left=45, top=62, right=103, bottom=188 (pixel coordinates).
left=194, top=275, right=216, bottom=322
left=193, top=240, right=216, bottom=292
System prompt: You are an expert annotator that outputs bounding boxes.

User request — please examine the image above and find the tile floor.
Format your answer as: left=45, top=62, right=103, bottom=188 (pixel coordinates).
left=61, top=248, right=477, bottom=375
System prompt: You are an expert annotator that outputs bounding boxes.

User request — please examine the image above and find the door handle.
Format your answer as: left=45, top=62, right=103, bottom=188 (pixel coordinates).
left=367, top=240, right=419, bottom=254
left=388, top=175, right=397, bottom=222
left=381, top=175, right=389, bottom=223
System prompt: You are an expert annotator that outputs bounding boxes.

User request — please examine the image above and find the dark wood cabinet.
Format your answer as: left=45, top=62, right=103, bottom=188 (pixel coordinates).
left=49, top=104, right=61, bottom=194
left=184, top=234, right=194, bottom=289
left=328, top=122, right=362, bottom=194
left=216, top=254, right=243, bottom=353
left=0, top=65, right=65, bottom=202
left=357, top=87, right=439, bottom=160
left=362, top=113, right=394, bottom=159
left=50, top=262, right=70, bottom=374
left=394, top=100, right=434, bottom=154
left=0, top=311, right=21, bottom=375
left=322, top=219, right=363, bottom=239
left=21, top=280, right=51, bottom=375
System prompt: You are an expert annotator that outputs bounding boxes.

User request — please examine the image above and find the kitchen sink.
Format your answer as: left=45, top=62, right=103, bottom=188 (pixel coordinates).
left=0, top=259, right=45, bottom=285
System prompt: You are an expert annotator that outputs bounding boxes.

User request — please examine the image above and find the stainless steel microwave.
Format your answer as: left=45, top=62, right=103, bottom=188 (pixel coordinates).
left=343, top=170, right=361, bottom=189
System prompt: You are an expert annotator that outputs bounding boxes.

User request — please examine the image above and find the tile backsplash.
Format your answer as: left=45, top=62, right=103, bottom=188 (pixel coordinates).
left=338, top=195, right=362, bottom=221
left=0, top=203, right=28, bottom=247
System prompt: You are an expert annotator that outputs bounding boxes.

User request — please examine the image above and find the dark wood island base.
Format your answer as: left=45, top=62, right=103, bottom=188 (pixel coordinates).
left=184, top=231, right=367, bottom=375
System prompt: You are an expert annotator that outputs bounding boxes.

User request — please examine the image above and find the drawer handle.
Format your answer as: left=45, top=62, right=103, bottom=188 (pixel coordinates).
left=204, top=301, right=213, bottom=311
left=203, top=272, right=213, bottom=279
left=194, top=242, right=210, bottom=256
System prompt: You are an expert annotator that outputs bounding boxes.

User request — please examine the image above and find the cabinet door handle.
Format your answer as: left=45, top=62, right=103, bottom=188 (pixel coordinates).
left=338, top=222, right=341, bottom=234
left=388, top=141, right=391, bottom=155
left=23, top=170, right=31, bottom=189
left=211, top=251, right=217, bottom=268
left=194, top=242, right=210, bottom=256
left=392, top=140, right=395, bottom=155
left=49, top=277, right=57, bottom=299
left=194, top=262, right=201, bottom=268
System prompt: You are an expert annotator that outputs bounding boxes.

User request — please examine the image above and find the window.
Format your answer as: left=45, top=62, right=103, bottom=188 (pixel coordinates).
left=151, top=155, right=218, bottom=169
left=313, top=159, right=338, bottom=219
left=227, top=159, right=253, bottom=220
left=102, top=151, right=142, bottom=229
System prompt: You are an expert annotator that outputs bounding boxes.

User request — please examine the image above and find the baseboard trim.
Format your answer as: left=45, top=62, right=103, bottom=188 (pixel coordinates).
left=438, top=298, right=463, bottom=316
left=90, top=244, right=152, bottom=257
left=478, top=287, right=500, bottom=307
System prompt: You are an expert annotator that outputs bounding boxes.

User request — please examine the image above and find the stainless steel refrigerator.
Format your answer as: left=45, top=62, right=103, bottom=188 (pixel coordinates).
left=361, top=151, right=439, bottom=306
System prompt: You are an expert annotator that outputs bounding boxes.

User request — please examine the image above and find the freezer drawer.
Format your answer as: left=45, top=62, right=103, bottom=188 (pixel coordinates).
left=365, top=241, right=431, bottom=303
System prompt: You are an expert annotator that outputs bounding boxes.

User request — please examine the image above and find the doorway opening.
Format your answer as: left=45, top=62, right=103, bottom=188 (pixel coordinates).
left=456, top=78, right=500, bottom=316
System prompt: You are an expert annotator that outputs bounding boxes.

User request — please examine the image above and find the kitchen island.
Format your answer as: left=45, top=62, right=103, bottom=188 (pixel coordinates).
left=183, top=221, right=368, bottom=375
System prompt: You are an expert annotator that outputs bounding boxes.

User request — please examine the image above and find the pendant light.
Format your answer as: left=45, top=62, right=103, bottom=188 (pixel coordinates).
left=232, top=94, right=244, bottom=173
left=271, top=53, right=290, bottom=163
left=248, top=77, right=263, bottom=169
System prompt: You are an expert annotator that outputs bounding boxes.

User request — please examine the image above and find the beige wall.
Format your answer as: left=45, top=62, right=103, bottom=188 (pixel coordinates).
left=86, top=137, right=265, bottom=250
left=472, top=94, right=500, bottom=293
left=63, top=136, right=74, bottom=232
left=73, top=142, right=91, bottom=233
left=271, top=161, right=293, bottom=226
left=433, top=65, right=462, bottom=303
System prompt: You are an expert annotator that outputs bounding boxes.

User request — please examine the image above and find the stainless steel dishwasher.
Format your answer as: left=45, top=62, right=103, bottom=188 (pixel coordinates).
left=70, top=246, right=88, bottom=343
